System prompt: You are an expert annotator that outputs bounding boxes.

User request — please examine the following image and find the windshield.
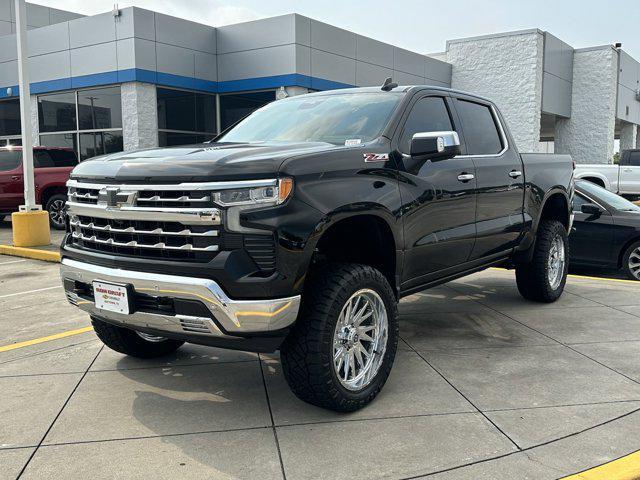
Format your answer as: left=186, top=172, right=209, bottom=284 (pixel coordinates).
left=218, top=92, right=402, bottom=145
left=578, top=180, right=640, bottom=211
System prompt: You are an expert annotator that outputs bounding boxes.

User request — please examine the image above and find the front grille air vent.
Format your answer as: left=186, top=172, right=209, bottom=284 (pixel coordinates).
left=244, top=234, right=276, bottom=272
left=179, top=317, right=212, bottom=334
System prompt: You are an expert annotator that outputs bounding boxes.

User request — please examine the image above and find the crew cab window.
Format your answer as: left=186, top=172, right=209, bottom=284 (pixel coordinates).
left=33, top=149, right=78, bottom=168
left=399, top=97, right=453, bottom=154
left=628, top=151, right=640, bottom=166
left=456, top=99, right=503, bottom=155
left=0, top=150, right=21, bottom=171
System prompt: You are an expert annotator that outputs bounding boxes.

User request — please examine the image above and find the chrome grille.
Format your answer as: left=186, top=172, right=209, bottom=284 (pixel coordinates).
left=68, top=215, right=220, bottom=259
left=65, top=179, right=279, bottom=265
left=67, top=182, right=216, bottom=209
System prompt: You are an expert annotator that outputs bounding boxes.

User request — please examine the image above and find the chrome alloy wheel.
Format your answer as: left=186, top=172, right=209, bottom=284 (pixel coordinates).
left=136, top=331, right=168, bottom=343
left=628, top=247, right=640, bottom=280
left=332, top=289, right=389, bottom=391
left=48, top=199, right=66, bottom=227
left=547, top=234, right=565, bottom=290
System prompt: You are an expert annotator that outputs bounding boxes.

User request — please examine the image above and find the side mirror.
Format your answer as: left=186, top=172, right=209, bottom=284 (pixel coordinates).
left=410, top=131, right=461, bottom=160
left=581, top=203, right=602, bottom=215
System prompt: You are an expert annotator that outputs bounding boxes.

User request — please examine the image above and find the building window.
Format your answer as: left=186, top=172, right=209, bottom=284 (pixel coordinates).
left=157, top=88, right=216, bottom=147
left=0, top=99, right=21, bottom=146
left=38, top=86, right=123, bottom=161
left=38, top=92, right=76, bottom=133
left=219, top=90, right=276, bottom=131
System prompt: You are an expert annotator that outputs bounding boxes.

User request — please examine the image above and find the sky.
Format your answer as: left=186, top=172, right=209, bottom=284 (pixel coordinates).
left=31, top=0, right=640, bottom=59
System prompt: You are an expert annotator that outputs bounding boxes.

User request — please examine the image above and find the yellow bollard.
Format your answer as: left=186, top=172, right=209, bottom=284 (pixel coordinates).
left=11, top=210, right=51, bottom=247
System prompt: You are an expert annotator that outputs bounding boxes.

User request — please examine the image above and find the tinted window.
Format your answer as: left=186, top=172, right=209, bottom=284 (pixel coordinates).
left=38, top=92, right=77, bottom=133
left=456, top=100, right=503, bottom=155
left=158, top=132, right=210, bottom=147
left=0, top=151, right=21, bottom=171
left=0, top=99, right=21, bottom=136
left=628, top=151, right=640, bottom=166
left=78, top=87, right=122, bottom=130
left=33, top=149, right=78, bottom=168
left=572, top=193, right=588, bottom=211
left=39, top=133, right=77, bottom=154
left=157, top=88, right=216, bottom=133
left=399, top=97, right=453, bottom=154
left=577, top=181, right=640, bottom=212
left=220, top=91, right=276, bottom=130
left=79, top=131, right=123, bottom=161
left=220, top=93, right=401, bottom=145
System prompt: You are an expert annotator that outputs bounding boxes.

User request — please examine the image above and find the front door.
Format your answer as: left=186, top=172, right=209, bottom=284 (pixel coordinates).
left=569, top=193, right=613, bottom=266
left=0, top=150, right=23, bottom=212
left=452, top=96, right=525, bottom=260
left=397, top=94, right=477, bottom=289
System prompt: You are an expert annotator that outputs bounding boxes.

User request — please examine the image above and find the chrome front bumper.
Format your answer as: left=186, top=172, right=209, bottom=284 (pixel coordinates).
left=60, top=258, right=300, bottom=339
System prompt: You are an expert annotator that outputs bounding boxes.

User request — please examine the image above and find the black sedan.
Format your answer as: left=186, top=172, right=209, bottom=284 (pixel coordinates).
left=570, top=179, right=640, bottom=280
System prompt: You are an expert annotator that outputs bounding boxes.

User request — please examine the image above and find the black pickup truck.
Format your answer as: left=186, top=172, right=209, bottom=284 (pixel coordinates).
left=60, top=85, right=574, bottom=411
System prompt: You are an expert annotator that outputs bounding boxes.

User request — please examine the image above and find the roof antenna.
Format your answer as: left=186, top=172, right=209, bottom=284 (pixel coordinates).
left=381, top=77, right=398, bottom=91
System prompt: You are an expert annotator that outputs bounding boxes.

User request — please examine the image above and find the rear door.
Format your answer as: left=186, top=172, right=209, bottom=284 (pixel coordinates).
left=452, top=96, right=525, bottom=260
left=0, top=150, right=23, bottom=212
left=618, top=150, right=640, bottom=195
left=397, top=93, right=477, bottom=288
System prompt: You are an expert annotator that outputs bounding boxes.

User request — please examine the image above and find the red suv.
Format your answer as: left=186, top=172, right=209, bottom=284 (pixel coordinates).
left=0, top=146, right=77, bottom=229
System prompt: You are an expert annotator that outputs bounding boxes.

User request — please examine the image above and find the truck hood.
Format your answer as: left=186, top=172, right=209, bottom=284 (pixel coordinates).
left=70, top=141, right=335, bottom=183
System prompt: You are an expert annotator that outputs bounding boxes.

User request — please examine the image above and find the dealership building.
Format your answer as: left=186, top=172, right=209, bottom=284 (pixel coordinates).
left=0, top=1, right=638, bottom=163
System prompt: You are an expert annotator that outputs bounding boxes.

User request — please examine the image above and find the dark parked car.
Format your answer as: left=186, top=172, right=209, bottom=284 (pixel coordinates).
left=0, top=146, right=78, bottom=229
left=571, top=179, right=640, bottom=279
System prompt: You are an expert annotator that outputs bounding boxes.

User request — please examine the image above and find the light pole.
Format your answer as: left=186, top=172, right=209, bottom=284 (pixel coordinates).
left=11, top=0, right=50, bottom=247
left=15, top=0, right=36, bottom=210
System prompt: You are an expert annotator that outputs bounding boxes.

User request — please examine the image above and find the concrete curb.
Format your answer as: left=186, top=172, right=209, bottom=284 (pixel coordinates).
left=0, top=244, right=61, bottom=262
left=561, top=450, right=640, bottom=479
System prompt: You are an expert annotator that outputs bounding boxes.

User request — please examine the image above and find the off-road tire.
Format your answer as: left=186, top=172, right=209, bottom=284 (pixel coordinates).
left=91, top=316, right=184, bottom=358
left=280, top=263, right=398, bottom=412
left=515, top=220, right=568, bottom=302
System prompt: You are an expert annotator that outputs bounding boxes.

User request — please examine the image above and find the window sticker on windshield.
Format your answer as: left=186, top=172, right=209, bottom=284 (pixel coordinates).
left=345, top=139, right=362, bottom=146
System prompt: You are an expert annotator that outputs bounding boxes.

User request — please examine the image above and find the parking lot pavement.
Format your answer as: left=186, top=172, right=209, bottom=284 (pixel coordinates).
left=2, top=263, right=640, bottom=479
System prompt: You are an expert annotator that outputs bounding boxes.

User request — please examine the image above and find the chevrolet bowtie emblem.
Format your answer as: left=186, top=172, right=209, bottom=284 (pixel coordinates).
left=104, top=187, right=119, bottom=207
left=98, top=187, right=137, bottom=208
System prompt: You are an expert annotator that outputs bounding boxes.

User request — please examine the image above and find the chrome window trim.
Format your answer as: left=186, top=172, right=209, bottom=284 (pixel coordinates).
left=455, top=104, right=509, bottom=159
left=67, top=179, right=277, bottom=191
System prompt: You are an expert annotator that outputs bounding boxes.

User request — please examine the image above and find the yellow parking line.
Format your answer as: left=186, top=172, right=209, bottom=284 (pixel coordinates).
left=0, top=326, right=94, bottom=353
left=562, top=450, right=640, bottom=479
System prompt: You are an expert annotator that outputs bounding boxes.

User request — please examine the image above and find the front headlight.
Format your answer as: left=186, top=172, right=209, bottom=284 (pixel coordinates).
left=213, top=178, right=293, bottom=207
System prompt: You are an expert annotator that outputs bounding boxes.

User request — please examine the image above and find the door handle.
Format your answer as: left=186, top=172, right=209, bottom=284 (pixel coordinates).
left=11, top=175, right=20, bottom=181
left=623, top=168, right=633, bottom=172
left=509, top=170, right=522, bottom=179
left=457, top=173, right=475, bottom=182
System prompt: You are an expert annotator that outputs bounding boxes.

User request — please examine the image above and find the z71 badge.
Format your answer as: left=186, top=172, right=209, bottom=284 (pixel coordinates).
left=363, top=153, right=389, bottom=162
